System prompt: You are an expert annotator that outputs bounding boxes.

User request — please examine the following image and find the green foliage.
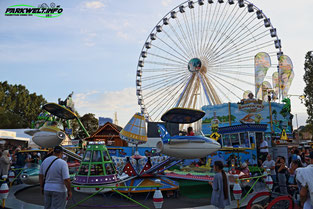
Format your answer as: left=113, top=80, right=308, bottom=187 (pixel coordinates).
left=304, top=51, right=313, bottom=125
left=71, top=113, right=99, bottom=138
left=0, top=81, right=46, bottom=128
left=299, top=124, right=313, bottom=135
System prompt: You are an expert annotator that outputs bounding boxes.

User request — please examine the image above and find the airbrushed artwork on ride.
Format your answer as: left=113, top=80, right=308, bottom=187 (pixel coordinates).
left=279, top=55, right=294, bottom=98
left=283, top=70, right=294, bottom=98
left=188, top=58, right=202, bottom=72
left=272, top=72, right=279, bottom=100
left=254, top=52, right=271, bottom=99
left=202, top=100, right=292, bottom=135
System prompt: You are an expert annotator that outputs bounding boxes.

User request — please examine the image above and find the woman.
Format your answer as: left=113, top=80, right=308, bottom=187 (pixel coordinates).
left=210, top=161, right=230, bottom=208
left=0, top=150, right=11, bottom=177
left=276, top=156, right=288, bottom=194
left=187, top=127, right=195, bottom=136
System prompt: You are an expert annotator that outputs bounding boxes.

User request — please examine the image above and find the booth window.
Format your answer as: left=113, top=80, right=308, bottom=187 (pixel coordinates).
left=83, top=151, right=92, bottom=162
left=230, top=134, right=240, bottom=147
left=78, top=164, right=89, bottom=175
left=240, top=132, right=250, bottom=147
left=222, top=134, right=231, bottom=147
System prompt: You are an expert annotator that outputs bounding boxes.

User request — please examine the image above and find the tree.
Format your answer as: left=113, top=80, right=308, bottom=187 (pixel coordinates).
left=0, top=81, right=46, bottom=128
left=304, top=51, right=313, bottom=125
left=71, top=113, right=99, bottom=139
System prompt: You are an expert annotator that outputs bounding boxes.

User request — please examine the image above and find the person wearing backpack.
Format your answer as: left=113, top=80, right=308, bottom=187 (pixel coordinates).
left=296, top=151, right=313, bottom=209
left=39, top=146, right=72, bottom=209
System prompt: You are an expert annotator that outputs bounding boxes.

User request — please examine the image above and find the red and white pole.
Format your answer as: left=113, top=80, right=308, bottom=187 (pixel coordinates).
left=265, top=169, right=273, bottom=190
left=153, top=179, right=163, bottom=209
left=0, top=175, right=9, bottom=208
left=8, top=170, right=15, bottom=183
left=233, top=174, right=242, bottom=208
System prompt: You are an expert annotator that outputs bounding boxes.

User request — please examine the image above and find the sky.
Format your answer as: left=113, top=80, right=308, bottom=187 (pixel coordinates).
left=0, top=0, right=312, bottom=127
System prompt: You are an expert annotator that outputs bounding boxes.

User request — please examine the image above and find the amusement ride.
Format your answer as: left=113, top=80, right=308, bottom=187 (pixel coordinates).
left=0, top=1, right=299, bottom=209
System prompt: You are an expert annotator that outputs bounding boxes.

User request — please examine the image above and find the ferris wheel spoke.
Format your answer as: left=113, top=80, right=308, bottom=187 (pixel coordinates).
left=202, top=2, right=221, bottom=56
left=212, top=40, right=273, bottom=64
left=208, top=71, right=255, bottom=87
left=151, top=43, right=189, bottom=63
left=202, top=3, right=214, bottom=55
left=144, top=60, right=185, bottom=68
left=175, top=18, right=196, bottom=58
left=143, top=74, right=188, bottom=100
left=156, top=36, right=190, bottom=61
left=161, top=29, right=191, bottom=59
left=204, top=2, right=237, bottom=54
left=207, top=74, right=242, bottom=100
left=208, top=69, right=255, bottom=77
left=204, top=3, right=245, bottom=57
left=168, top=23, right=193, bottom=60
left=182, top=12, right=196, bottom=57
left=203, top=3, right=228, bottom=56
left=190, top=8, right=198, bottom=56
left=141, top=73, right=186, bottom=90
left=145, top=75, right=189, bottom=106
left=148, top=77, right=188, bottom=119
left=147, top=52, right=186, bottom=65
left=143, top=67, right=184, bottom=72
left=208, top=77, right=232, bottom=102
left=212, top=21, right=265, bottom=59
left=209, top=12, right=256, bottom=56
left=205, top=2, right=230, bottom=55
left=141, top=71, right=186, bottom=82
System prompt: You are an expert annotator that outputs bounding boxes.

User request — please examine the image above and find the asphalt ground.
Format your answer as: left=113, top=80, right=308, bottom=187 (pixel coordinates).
left=15, top=185, right=212, bottom=209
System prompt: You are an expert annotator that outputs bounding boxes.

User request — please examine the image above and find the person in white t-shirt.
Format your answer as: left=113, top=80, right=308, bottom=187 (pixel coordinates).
left=39, top=146, right=72, bottom=209
left=259, top=138, right=269, bottom=163
left=262, top=154, right=276, bottom=183
left=297, top=152, right=313, bottom=209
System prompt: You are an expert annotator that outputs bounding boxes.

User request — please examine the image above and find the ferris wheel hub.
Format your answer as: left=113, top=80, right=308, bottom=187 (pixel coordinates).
left=188, top=58, right=202, bottom=73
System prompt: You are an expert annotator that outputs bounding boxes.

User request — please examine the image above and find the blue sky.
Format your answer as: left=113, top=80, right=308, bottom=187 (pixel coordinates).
left=0, top=0, right=312, bottom=126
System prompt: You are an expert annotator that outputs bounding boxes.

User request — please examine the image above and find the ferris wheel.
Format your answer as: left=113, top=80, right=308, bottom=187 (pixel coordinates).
left=136, top=0, right=282, bottom=122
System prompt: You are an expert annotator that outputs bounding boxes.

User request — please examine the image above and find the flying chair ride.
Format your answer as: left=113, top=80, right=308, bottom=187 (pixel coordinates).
left=157, top=107, right=221, bottom=159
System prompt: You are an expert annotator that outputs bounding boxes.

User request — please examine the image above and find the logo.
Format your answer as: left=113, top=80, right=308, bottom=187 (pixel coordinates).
left=5, top=3, right=63, bottom=18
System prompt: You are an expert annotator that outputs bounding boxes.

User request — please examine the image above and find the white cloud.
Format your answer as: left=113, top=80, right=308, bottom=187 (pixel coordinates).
left=73, top=88, right=139, bottom=126
left=84, top=1, right=106, bottom=9
left=117, top=31, right=129, bottom=40
left=161, top=0, right=174, bottom=7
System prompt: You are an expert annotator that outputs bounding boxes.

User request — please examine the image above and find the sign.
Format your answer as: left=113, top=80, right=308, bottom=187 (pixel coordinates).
left=281, top=129, right=288, bottom=140
left=210, top=132, right=220, bottom=141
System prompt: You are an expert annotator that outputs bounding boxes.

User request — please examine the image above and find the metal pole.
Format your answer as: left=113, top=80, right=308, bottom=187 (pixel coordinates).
left=228, top=102, right=232, bottom=126
left=68, top=188, right=105, bottom=209
left=112, top=189, right=150, bottom=209
left=75, top=116, right=90, bottom=137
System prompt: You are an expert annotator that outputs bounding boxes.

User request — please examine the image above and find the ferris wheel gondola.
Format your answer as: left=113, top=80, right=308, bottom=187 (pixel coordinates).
left=136, top=0, right=282, bottom=122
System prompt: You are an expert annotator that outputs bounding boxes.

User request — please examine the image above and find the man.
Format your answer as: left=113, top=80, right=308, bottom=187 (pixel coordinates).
left=39, top=146, right=72, bottom=209
left=296, top=151, right=313, bottom=209
left=259, top=138, right=269, bottom=163
left=248, top=154, right=257, bottom=166
left=262, top=154, right=276, bottom=183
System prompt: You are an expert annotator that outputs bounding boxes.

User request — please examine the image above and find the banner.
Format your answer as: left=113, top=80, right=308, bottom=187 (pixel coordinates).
left=272, top=72, right=279, bottom=100
left=255, top=52, right=271, bottom=99
left=283, top=70, right=294, bottom=97
left=278, top=55, right=293, bottom=98
left=261, top=81, right=272, bottom=102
